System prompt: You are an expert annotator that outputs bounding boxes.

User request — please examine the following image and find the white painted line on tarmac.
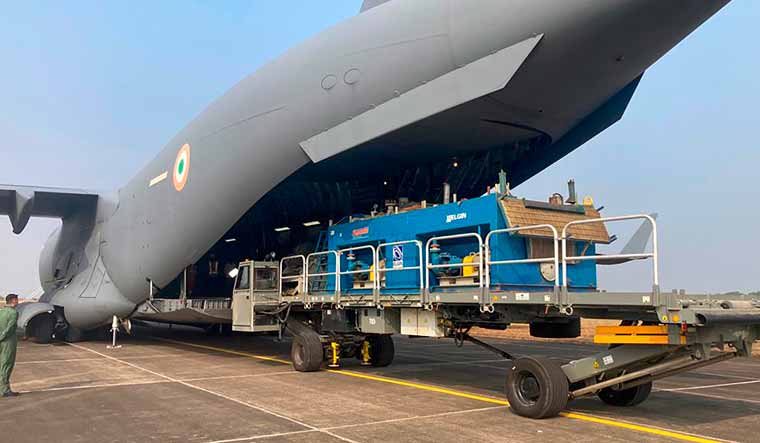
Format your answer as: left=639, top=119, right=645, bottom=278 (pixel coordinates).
left=323, top=405, right=505, bottom=431
left=663, top=389, right=760, bottom=405
left=694, top=370, right=760, bottom=381
left=16, top=371, right=295, bottom=395
left=16, top=353, right=184, bottom=365
left=16, top=357, right=105, bottom=365
left=19, top=379, right=172, bottom=394
left=182, top=371, right=296, bottom=383
left=207, top=406, right=505, bottom=443
left=206, top=430, right=318, bottom=443
left=657, top=379, right=760, bottom=392
left=69, top=343, right=359, bottom=443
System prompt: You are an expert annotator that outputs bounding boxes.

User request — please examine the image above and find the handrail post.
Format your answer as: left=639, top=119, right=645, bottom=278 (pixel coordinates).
left=485, top=224, right=559, bottom=311
left=374, top=240, right=425, bottom=307
left=425, top=233, right=484, bottom=308
left=279, top=255, right=306, bottom=304
left=561, top=214, right=659, bottom=309
left=306, top=251, right=340, bottom=305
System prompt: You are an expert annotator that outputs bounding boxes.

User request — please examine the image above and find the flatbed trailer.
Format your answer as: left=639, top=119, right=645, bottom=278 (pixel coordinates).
left=230, top=185, right=760, bottom=419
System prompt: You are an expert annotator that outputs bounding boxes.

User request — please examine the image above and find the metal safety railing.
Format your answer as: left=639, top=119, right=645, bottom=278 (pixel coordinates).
left=425, top=233, right=485, bottom=290
left=274, top=214, right=658, bottom=310
left=561, top=214, right=659, bottom=290
left=338, top=244, right=378, bottom=290
left=375, top=240, right=424, bottom=290
left=279, top=255, right=306, bottom=301
left=485, top=224, right=559, bottom=290
left=306, top=250, right=340, bottom=298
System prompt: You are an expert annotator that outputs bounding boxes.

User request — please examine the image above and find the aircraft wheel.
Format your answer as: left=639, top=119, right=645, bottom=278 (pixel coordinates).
left=368, top=335, right=395, bottom=367
left=506, top=357, right=569, bottom=419
left=291, top=333, right=324, bottom=372
left=598, top=381, right=652, bottom=407
left=28, top=315, right=55, bottom=344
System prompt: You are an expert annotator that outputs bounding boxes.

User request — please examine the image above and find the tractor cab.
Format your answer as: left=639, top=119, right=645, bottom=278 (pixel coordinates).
left=231, top=260, right=281, bottom=333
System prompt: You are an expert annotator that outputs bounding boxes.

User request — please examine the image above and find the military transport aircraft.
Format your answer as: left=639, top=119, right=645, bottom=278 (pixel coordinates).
left=0, top=0, right=730, bottom=341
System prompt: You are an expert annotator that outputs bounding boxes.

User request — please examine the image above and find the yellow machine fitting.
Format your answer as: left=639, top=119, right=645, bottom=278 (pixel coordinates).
left=360, top=340, right=372, bottom=366
left=328, top=342, right=341, bottom=368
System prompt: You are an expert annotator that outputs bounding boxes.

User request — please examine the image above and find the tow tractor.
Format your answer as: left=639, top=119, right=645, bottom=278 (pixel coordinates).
left=230, top=175, right=760, bottom=419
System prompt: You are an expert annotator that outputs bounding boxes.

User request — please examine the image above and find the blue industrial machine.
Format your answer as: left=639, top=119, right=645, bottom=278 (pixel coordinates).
left=324, top=191, right=604, bottom=296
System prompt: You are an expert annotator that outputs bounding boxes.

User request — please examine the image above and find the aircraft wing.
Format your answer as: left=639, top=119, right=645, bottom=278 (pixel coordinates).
left=0, top=185, right=99, bottom=234
left=300, top=34, right=544, bottom=163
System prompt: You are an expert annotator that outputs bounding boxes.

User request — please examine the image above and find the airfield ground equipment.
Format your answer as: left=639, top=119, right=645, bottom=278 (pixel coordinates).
left=231, top=178, right=760, bottom=419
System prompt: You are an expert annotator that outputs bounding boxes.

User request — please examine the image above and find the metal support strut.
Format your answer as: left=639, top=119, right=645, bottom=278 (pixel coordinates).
left=453, top=329, right=513, bottom=360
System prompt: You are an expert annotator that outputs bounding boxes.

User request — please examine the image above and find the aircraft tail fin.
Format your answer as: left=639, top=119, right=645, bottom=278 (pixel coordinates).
left=360, top=0, right=391, bottom=13
left=597, top=214, right=658, bottom=266
left=620, top=213, right=658, bottom=255
left=0, top=185, right=99, bottom=234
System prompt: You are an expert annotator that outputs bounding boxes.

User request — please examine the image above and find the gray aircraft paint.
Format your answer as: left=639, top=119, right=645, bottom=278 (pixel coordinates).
left=0, top=0, right=731, bottom=333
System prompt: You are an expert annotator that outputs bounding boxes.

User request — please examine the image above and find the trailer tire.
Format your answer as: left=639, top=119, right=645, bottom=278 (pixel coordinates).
left=506, top=357, right=569, bottom=419
left=598, top=381, right=652, bottom=407
left=529, top=318, right=581, bottom=339
left=291, top=333, right=324, bottom=372
left=369, top=335, right=395, bottom=367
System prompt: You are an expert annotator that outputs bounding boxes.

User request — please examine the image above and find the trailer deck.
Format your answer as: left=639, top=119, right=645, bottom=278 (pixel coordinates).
left=225, top=184, right=760, bottom=418
left=5, top=326, right=760, bottom=442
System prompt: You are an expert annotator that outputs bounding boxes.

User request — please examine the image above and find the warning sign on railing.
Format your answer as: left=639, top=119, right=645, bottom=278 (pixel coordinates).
left=392, top=245, right=404, bottom=269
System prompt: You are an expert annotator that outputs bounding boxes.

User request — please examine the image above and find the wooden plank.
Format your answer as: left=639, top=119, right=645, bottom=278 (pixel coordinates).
left=500, top=198, right=610, bottom=243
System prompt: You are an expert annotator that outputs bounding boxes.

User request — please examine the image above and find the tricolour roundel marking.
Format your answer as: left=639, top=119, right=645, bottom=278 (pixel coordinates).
left=172, top=144, right=191, bottom=192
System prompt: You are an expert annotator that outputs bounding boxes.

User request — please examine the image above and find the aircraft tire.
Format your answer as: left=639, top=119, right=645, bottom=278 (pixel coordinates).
left=28, top=315, right=55, bottom=344
left=598, top=381, right=652, bottom=407
left=506, top=357, right=569, bottom=419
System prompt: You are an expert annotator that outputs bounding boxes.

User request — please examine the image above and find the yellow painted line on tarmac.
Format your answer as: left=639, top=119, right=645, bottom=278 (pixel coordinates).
left=157, top=338, right=723, bottom=443
left=559, top=412, right=723, bottom=443
left=154, top=338, right=291, bottom=365
left=327, top=369, right=510, bottom=406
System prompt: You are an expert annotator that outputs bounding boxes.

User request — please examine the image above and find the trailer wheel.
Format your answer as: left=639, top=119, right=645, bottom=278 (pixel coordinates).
left=506, top=357, right=569, bottom=419
left=529, top=318, right=581, bottom=339
left=598, top=381, right=652, bottom=407
left=369, top=335, right=395, bottom=367
left=291, top=333, right=324, bottom=372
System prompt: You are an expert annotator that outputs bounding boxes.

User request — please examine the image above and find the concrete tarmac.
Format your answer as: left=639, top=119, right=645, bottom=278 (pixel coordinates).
left=2, top=326, right=759, bottom=443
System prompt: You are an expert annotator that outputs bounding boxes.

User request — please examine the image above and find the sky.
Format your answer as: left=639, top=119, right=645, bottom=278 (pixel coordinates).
left=0, top=1, right=758, bottom=297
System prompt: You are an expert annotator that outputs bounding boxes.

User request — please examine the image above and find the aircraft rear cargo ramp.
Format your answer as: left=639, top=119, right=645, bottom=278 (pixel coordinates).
left=134, top=298, right=232, bottom=326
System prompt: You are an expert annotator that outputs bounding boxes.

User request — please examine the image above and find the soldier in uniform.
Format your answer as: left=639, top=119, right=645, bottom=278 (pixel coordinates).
left=0, top=293, right=20, bottom=398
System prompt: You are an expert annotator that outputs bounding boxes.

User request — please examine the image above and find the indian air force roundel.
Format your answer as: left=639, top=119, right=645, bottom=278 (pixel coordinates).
left=173, top=144, right=191, bottom=191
